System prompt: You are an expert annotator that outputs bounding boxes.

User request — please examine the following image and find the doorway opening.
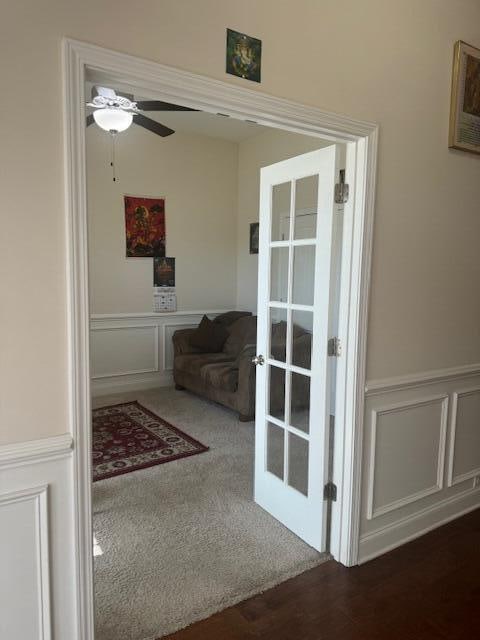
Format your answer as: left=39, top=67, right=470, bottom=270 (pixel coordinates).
left=64, top=39, right=378, bottom=640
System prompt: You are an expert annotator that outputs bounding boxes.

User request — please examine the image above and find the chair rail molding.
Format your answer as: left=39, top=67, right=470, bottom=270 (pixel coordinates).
left=63, top=37, right=378, bottom=638
left=0, top=433, right=73, bottom=470
left=365, top=362, right=480, bottom=395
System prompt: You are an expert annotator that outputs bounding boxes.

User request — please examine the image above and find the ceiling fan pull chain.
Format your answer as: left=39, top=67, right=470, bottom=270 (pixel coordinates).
left=110, top=132, right=117, bottom=182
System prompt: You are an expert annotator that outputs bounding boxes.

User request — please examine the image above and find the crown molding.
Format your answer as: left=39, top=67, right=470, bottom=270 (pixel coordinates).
left=365, top=363, right=480, bottom=395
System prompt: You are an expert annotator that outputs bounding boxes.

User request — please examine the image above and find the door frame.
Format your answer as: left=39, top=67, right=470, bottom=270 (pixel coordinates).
left=62, top=38, right=378, bottom=639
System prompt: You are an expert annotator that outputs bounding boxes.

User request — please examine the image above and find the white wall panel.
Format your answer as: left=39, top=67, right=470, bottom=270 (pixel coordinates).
left=448, top=388, right=480, bottom=486
left=91, top=325, right=158, bottom=378
left=90, top=311, right=223, bottom=396
left=367, top=396, right=448, bottom=519
left=0, top=438, right=77, bottom=640
left=360, top=370, right=480, bottom=563
left=0, top=486, right=50, bottom=640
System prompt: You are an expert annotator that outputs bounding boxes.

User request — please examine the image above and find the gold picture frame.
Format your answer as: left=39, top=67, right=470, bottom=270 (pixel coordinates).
left=449, top=40, right=480, bottom=155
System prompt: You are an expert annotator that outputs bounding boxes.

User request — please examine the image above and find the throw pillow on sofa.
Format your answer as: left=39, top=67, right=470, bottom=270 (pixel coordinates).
left=190, top=315, right=229, bottom=352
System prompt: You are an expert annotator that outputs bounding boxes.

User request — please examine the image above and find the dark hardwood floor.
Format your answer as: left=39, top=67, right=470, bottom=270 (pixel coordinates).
left=165, top=509, right=480, bottom=639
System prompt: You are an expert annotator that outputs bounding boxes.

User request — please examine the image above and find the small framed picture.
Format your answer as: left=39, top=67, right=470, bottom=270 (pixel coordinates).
left=226, top=29, right=262, bottom=83
left=449, top=40, right=480, bottom=155
left=153, top=257, right=175, bottom=287
left=249, top=222, right=259, bottom=254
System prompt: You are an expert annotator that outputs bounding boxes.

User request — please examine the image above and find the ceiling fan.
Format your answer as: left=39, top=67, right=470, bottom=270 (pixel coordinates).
left=86, top=86, right=197, bottom=137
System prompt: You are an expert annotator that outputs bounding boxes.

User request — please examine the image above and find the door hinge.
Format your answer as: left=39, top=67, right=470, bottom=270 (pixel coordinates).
left=334, top=169, right=349, bottom=204
left=328, top=337, right=341, bottom=357
left=324, top=481, right=337, bottom=502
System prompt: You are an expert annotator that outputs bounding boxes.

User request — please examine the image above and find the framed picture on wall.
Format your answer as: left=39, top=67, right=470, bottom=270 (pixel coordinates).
left=249, top=222, right=259, bottom=254
left=449, top=40, right=480, bottom=155
left=226, top=29, right=262, bottom=83
left=153, top=257, right=176, bottom=287
left=124, top=195, right=166, bottom=257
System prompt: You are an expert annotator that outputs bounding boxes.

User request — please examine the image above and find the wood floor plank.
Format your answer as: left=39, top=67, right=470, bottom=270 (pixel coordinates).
left=165, top=509, right=480, bottom=640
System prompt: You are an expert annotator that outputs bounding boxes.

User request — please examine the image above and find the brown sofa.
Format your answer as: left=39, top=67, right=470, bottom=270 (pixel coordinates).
left=173, top=311, right=312, bottom=422
left=173, top=312, right=257, bottom=421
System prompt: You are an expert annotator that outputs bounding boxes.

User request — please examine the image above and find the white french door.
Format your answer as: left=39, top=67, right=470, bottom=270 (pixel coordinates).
left=254, top=145, right=339, bottom=552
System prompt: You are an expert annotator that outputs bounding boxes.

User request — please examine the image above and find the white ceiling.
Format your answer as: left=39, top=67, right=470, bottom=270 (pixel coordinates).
left=140, top=109, right=265, bottom=142
left=85, top=80, right=267, bottom=143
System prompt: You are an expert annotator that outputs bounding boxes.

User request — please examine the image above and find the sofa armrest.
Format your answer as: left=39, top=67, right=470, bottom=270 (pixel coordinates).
left=291, top=333, right=312, bottom=369
left=172, top=328, right=202, bottom=356
left=235, top=343, right=257, bottom=417
left=237, top=343, right=256, bottom=366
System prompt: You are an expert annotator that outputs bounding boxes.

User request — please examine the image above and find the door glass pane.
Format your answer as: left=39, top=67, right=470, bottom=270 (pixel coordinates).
left=294, top=175, right=318, bottom=240
left=270, top=307, right=288, bottom=363
left=267, top=422, right=284, bottom=480
left=292, top=245, right=315, bottom=306
left=269, top=365, right=286, bottom=421
left=291, top=310, right=313, bottom=369
left=290, top=372, right=310, bottom=434
left=271, top=182, right=291, bottom=242
left=270, top=247, right=289, bottom=303
left=288, top=433, right=309, bottom=496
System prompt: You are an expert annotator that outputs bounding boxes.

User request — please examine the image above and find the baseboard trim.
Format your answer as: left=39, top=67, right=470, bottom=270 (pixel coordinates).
left=365, top=363, right=480, bottom=396
left=0, top=433, right=73, bottom=469
left=359, top=485, right=480, bottom=563
left=91, top=372, right=173, bottom=397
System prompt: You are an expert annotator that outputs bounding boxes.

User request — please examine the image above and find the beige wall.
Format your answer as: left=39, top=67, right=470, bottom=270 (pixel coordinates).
left=236, top=128, right=328, bottom=311
left=2, top=0, right=480, bottom=445
left=86, top=124, right=238, bottom=314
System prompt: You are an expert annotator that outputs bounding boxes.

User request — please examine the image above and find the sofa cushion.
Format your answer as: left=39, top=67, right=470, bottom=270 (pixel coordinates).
left=175, top=352, right=233, bottom=377
left=222, top=316, right=257, bottom=358
left=190, top=315, right=229, bottom=352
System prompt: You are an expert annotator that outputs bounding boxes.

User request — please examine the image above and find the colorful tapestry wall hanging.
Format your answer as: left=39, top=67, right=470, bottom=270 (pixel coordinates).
left=124, top=195, right=166, bottom=257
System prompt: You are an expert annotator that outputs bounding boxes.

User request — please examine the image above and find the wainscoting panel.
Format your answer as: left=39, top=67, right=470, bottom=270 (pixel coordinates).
left=90, top=311, right=224, bottom=396
left=359, top=366, right=480, bottom=563
left=0, top=486, right=50, bottom=640
left=91, top=325, right=158, bottom=378
left=448, top=387, right=480, bottom=486
left=0, top=435, right=78, bottom=639
left=367, top=395, right=448, bottom=520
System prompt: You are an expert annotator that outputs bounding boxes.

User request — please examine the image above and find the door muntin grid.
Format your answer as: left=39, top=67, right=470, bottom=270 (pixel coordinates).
left=265, top=175, right=319, bottom=497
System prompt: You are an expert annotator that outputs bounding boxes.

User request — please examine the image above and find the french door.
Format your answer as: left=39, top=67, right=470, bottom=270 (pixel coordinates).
left=254, top=146, right=339, bottom=551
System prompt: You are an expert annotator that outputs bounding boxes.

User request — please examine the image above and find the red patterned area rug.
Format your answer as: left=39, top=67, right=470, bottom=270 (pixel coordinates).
left=92, top=401, right=209, bottom=481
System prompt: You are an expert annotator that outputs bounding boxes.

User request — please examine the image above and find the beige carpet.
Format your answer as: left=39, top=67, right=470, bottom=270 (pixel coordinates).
left=92, top=387, right=327, bottom=640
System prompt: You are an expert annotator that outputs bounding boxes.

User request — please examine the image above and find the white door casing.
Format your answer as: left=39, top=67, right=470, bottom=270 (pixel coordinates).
left=63, top=38, right=378, bottom=640
left=255, top=146, right=338, bottom=551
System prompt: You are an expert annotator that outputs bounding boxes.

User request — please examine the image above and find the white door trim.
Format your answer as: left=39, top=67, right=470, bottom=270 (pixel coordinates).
left=62, top=38, right=378, bottom=639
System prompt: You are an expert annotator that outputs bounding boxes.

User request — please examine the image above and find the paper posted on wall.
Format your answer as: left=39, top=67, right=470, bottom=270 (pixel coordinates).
left=153, top=287, right=177, bottom=312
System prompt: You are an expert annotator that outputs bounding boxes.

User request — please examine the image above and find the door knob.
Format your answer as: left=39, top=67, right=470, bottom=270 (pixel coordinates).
left=252, top=354, right=265, bottom=366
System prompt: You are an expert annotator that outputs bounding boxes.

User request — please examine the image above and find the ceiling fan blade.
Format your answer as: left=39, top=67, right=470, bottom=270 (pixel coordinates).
left=133, top=113, right=175, bottom=137
left=136, top=100, right=197, bottom=112
left=86, top=114, right=94, bottom=127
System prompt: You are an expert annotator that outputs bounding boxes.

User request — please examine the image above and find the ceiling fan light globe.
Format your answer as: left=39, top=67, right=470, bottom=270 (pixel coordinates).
left=93, top=108, right=133, bottom=133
